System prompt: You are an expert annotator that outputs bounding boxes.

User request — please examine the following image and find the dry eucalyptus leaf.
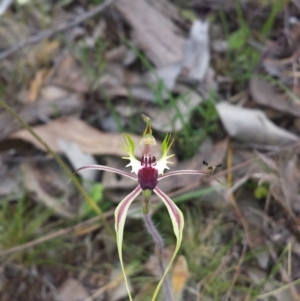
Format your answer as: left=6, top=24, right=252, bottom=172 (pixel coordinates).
left=172, top=256, right=190, bottom=301
left=149, top=87, right=203, bottom=132
left=147, top=0, right=184, bottom=26
left=105, top=45, right=128, bottom=62
left=28, top=40, right=60, bottom=67
left=0, top=88, right=83, bottom=140
left=0, top=0, right=13, bottom=15
left=50, top=54, right=89, bottom=93
left=127, top=20, right=211, bottom=101
left=58, top=139, right=98, bottom=185
left=97, top=63, right=129, bottom=98
left=143, top=62, right=182, bottom=91
left=127, top=62, right=182, bottom=102
left=114, top=0, right=184, bottom=67
left=57, top=278, right=90, bottom=301
left=216, top=102, right=298, bottom=145
left=250, top=77, right=300, bottom=117
left=21, top=162, right=75, bottom=218
left=0, top=165, right=23, bottom=200
left=28, top=68, right=49, bottom=103
left=238, top=195, right=270, bottom=269
left=181, top=20, right=210, bottom=81
left=11, top=117, right=162, bottom=159
left=279, top=149, right=300, bottom=212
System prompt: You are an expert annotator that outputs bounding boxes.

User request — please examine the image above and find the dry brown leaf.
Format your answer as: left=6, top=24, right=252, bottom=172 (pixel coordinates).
left=58, top=139, right=98, bottom=186
left=216, top=102, right=298, bottom=145
left=28, top=40, right=60, bottom=67
left=21, top=162, right=75, bottom=218
left=279, top=149, right=300, bottom=213
left=0, top=164, right=22, bottom=200
left=11, top=117, right=162, bottom=159
left=148, top=87, right=203, bottom=132
left=250, top=77, right=300, bottom=117
left=143, top=62, right=182, bottom=92
left=114, top=0, right=184, bottom=67
left=181, top=20, right=210, bottom=81
left=50, top=54, right=89, bottom=93
left=98, top=63, right=129, bottom=98
left=57, top=278, right=90, bottom=301
left=147, top=0, right=184, bottom=26
left=172, top=256, right=190, bottom=301
left=238, top=194, right=270, bottom=269
left=0, top=88, right=83, bottom=140
left=28, top=68, right=49, bottom=103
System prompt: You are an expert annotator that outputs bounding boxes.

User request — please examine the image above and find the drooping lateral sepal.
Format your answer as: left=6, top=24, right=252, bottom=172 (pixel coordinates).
left=115, top=185, right=142, bottom=301
left=152, top=187, right=184, bottom=301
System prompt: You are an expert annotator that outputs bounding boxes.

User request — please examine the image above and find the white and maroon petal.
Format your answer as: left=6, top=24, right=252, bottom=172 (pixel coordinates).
left=115, top=185, right=142, bottom=301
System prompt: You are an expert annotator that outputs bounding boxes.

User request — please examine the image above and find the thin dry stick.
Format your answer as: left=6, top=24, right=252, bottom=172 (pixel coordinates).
left=0, top=209, right=114, bottom=257
left=256, top=278, right=300, bottom=300
left=0, top=99, right=114, bottom=237
left=227, top=142, right=253, bottom=248
left=0, top=0, right=113, bottom=60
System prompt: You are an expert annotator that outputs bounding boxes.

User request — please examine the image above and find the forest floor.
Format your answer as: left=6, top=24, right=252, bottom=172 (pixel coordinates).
left=1, top=0, right=300, bottom=300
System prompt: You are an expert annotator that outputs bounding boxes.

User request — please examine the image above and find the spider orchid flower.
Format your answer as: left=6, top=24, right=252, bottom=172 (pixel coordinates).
left=75, top=117, right=212, bottom=301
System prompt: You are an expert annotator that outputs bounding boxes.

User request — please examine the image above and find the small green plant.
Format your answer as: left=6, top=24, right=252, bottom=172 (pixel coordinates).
left=81, top=182, right=105, bottom=218
left=220, top=0, right=284, bottom=90
left=176, top=93, right=220, bottom=159
left=254, top=183, right=269, bottom=200
left=0, top=196, right=52, bottom=250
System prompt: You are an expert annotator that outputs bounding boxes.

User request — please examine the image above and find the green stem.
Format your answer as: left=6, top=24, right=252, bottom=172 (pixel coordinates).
left=142, top=189, right=152, bottom=214
left=0, top=99, right=114, bottom=237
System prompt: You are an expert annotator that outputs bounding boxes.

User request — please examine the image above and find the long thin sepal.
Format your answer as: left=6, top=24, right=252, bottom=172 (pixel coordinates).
left=152, top=187, right=184, bottom=301
left=74, top=164, right=137, bottom=180
left=158, top=170, right=208, bottom=180
left=115, top=185, right=142, bottom=301
left=158, top=170, right=223, bottom=184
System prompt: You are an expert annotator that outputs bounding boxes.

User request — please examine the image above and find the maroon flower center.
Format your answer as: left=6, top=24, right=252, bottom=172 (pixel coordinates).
left=138, top=156, right=158, bottom=191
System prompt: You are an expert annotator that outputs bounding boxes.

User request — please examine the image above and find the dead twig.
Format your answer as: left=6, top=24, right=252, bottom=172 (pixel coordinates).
left=0, top=0, right=113, bottom=61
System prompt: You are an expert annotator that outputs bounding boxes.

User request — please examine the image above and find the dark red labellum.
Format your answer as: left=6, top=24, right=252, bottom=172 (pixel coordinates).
left=138, top=167, right=158, bottom=190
